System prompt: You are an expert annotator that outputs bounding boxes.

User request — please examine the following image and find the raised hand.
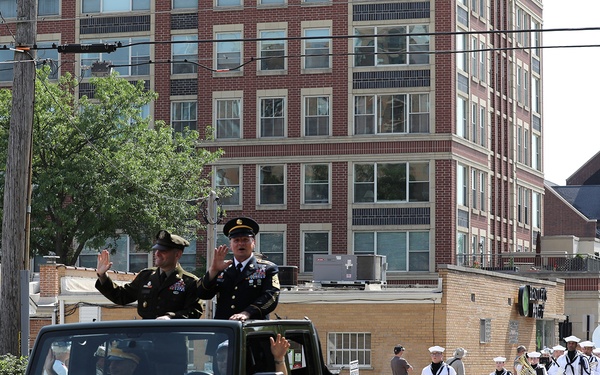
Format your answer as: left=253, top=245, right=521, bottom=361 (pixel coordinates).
left=96, top=249, right=113, bottom=277
left=208, top=245, right=233, bottom=280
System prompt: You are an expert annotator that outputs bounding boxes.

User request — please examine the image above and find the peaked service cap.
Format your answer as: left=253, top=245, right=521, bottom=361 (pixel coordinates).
left=152, top=230, right=189, bottom=251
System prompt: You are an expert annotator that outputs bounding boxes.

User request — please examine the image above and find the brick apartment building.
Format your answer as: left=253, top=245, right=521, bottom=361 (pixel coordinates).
left=0, top=0, right=557, bottom=369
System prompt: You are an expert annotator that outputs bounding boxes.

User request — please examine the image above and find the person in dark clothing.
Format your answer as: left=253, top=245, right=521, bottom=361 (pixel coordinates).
left=197, top=217, right=280, bottom=320
left=95, top=230, right=202, bottom=319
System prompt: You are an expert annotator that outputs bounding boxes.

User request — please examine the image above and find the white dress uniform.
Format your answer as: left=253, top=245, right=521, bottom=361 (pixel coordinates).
left=422, top=362, right=458, bottom=375
left=548, top=357, right=562, bottom=375
left=556, top=352, right=590, bottom=375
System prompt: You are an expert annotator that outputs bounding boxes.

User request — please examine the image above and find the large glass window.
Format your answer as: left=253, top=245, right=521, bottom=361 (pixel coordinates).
left=82, top=0, right=150, bottom=13
left=171, top=101, right=197, bottom=133
left=260, top=97, right=285, bottom=137
left=172, top=35, right=198, bottom=74
left=39, top=0, right=59, bottom=15
left=457, top=164, right=467, bottom=206
left=259, top=165, right=285, bottom=205
left=216, top=99, right=241, bottom=139
left=328, top=333, right=371, bottom=368
left=354, top=231, right=429, bottom=271
left=303, top=28, right=330, bottom=69
left=216, top=32, right=242, bottom=71
left=173, top=0, right=198, bottom=8
left=258, top=232, right=284, bottom=265
left=354, top=94, right=430, bottom=135
left=456, top=96, right=467, bottom=138
left=303, top=164, right=329, bottom=204
left=259, top=30, right=286, bottom=71
left=304, top=96, right=329, bottom=136
left=81, top=38, right=150, bottom=77
left=215, top=166, right=240, bottom=206
left=354, top=25, right=429, bottom=66
left=303, top=231, right=329, bottom=272
left=353, top=162, right=429, bottom=203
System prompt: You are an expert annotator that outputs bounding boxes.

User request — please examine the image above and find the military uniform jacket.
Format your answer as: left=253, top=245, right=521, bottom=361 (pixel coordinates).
left=556, top=352, right=590, bottom=375
left=95, top=264, right=202, bottom=319
left=197, top=255, right=280, bottom=320
left=421, top=362, right=457, bottom=375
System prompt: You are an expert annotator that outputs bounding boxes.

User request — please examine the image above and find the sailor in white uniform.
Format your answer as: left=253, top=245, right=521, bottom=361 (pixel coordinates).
left=421, top=346, right=457, bottom=375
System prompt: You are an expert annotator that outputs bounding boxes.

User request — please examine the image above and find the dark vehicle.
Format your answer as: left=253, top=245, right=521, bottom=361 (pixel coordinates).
left=26, top=318, right=335, bottom=375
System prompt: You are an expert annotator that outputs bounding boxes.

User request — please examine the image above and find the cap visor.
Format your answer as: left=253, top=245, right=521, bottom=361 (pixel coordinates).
left=152, top=244, right=173, bottom=251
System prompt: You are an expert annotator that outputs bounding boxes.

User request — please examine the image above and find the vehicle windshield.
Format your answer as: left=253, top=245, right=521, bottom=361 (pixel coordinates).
left=30, top=325, right=235, bottom=375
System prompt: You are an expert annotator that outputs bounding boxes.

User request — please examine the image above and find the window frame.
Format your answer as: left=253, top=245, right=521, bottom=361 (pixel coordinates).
left=171, top=100, right=198, bottom=133
left=215, top=165, right=241, bottom=207
left=327, top=332, right=372, bottom=369
left=353, top=25, right=430, bottom=67
left=258, top=164, right=286, bottom=207
left=353, top=162, right=429, bottom=203
left=302, top=27, right=331, bottom=70
left=171, top=34, right=198, bottom=75
left=301, top=230, right=330, bottom=272
left=215, top=96, right=242, bottom=139
left=302, top=163, right=331, bottom=205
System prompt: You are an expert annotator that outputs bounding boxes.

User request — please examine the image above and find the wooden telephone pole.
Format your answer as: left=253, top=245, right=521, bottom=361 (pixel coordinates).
left=0, top=0, right=37, bottom=355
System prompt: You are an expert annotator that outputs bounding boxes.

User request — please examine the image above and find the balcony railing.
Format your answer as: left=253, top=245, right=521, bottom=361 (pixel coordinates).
left=456, top=252, right=600, bottom=273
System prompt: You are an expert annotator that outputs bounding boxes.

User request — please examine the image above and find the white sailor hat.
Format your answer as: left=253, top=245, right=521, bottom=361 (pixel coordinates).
left=564, top=336, right=581, bottom=343
left=580, top=341, right=595, bottom=348
left=528, top=352, right=541, bottom=358
left=429, top=346, right=445, bottom=353
left=552, top=345, right=566, bottom=351
left=494, top=357, right=507, bottom=362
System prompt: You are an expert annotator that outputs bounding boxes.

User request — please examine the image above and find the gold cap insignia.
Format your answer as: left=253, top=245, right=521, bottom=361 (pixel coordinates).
left=236, top=219, right=243, bottom=225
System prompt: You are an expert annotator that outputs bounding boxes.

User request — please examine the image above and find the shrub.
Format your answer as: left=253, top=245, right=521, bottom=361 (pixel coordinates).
left=0, top=354, right=28, bottom=375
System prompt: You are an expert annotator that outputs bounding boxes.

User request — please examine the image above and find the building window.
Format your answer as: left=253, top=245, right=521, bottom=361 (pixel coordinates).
left=171, top=101, right=197, bottom=133
left=479, top=106, right=486, bottom=147
left=457, top=232, right=467, bottom=266
left=260, top=0, right=285, bottom=6
left=517, top=126, right=523, bottom=163
left=516, top=66, right=523, bottom=103
left=456, top=33, right=468, bottom=72
left=216, top=0, right=240, bottom=6
left=532, top=192, right=541, bottom=229
left=303, top=28, right=330, bottom=69
left=215, top=166, right=240, bottom=206
left=303, top=164, right=330, bottom=204
left=302, top=231, right=329, bottom=272
left=216, top=32, right=242, bottom=71
left=172, top=35, right=198, bottom=74
left=471, top=36, right=478, bottom=80
left=532, top=77, right=540, bottom=114
left=258, top=232, right=284, bottom=265
left=37, top=41, right=60, bottom=79
left=304, top=96, right=330, bottom=136
left=524, top=128, right=530, bottom=166
left=517, top=187, right=523, bottom=223
left=354, top=25, right=429, bottom=66
left=354, top=94, right=430, bottom=135
left=457, top=96, right=467, bottom=138
left=81, top=38, right=150, bottom=77
left=78, top=235, right=149, bottom=272
left=82, top=0, right=150, bottom=13
left=471, top=102, right=478, bottom=142
left=471, top=169, right=477, bottom=209
left=260, top=97, right=285, bottom=137
left=457, top=164, right=467, bottom=206
left=523, top=70, right=530, bottom=107
left=354, top=162, right=429, bottom=203
left=39, top=0, right=59, bottom=16
left=479, top=171, right=486, bottom=211
left=259, top=165, right=285, bottom=205
left=327, top=332, right=371, bottom=368
left=173, top=0, right=198, bottom=8
left=532, top=134, right=540, bottom=171
left=216, top=99, right=241, bottom=139
left=480, top=319, right=491, bottom=343
left=259, top=30, right=286, bottom=71
left=354, top=231, right=429, bottom=272
left=479, top=40, right=486, bottom=82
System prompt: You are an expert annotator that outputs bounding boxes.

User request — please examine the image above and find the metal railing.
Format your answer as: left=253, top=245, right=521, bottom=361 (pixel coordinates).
left=456, top=252, right=600, bottom=273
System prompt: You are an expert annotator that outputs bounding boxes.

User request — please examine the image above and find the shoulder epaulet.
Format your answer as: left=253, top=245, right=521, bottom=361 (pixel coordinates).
left=256, top=257, right=276, bottom=266
left=139, top=267, right=157, bottom=273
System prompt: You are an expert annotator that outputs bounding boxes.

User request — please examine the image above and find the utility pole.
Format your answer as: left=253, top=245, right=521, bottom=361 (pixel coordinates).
left=0, top=0, right=37, bottom=356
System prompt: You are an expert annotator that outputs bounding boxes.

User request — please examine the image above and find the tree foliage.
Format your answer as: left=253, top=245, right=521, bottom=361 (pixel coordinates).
left=0, top=69, right=222, bottom=265
left=0, top=354, right=27, bottom=375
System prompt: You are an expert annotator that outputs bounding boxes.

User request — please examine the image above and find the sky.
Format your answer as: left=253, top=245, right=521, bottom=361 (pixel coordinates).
left=542, top=0, right=600, bottom=185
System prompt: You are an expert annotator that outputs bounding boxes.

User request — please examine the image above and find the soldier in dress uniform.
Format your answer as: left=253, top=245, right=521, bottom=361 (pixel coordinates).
left=421, top=346, right=457, bottom=375
left=548, top=345, right=566, bottom=375
left=197, top=217, right=280, bottom=320
left=95, top=230, right=202, bottom=319
left=491, top=357, right=513, bottom=375
left=556, top=336, right=591, bottom=375
left=580, top=341, right=600, bottom=375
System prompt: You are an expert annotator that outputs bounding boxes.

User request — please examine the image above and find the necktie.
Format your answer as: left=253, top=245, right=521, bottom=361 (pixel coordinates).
left=160, top=271, right=167, bottom=284
left=237, top=263, right=243, bottom=273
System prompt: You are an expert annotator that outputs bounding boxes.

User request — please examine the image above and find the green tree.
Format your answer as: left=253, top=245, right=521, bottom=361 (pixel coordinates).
left=0, top=70, right=222, bottom=265
left=0, top=354, right=27, bottom=375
